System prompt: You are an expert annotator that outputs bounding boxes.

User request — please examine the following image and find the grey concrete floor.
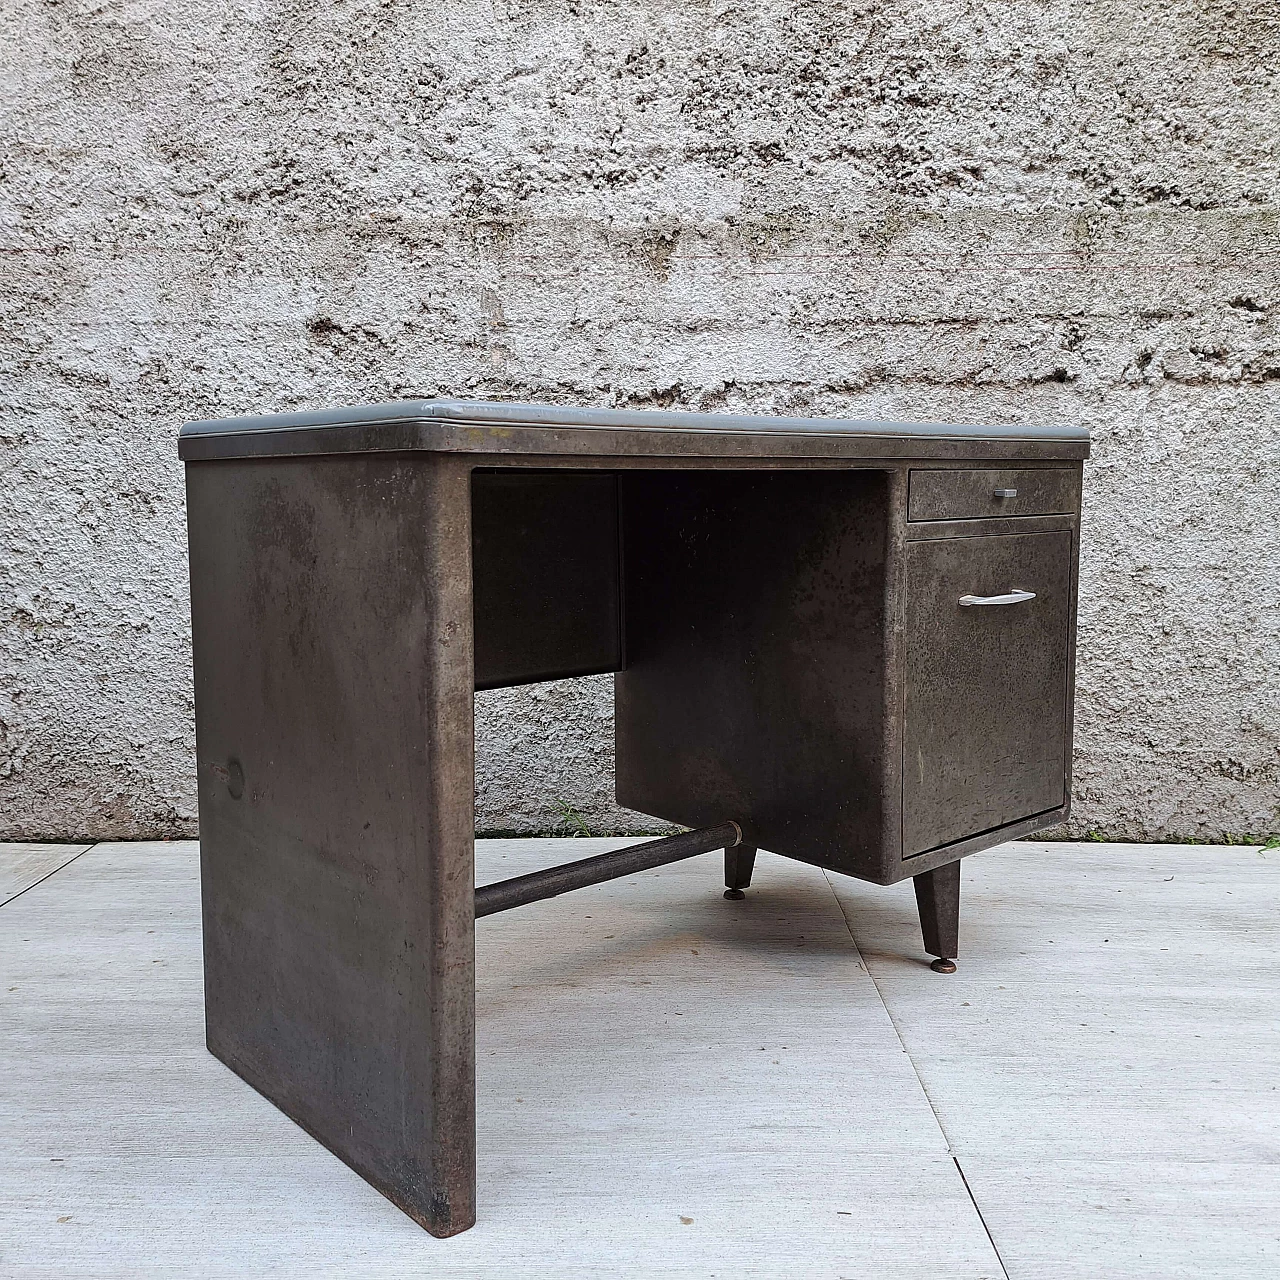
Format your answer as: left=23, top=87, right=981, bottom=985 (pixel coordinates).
left=1, top=837, right=1277, bottom=1278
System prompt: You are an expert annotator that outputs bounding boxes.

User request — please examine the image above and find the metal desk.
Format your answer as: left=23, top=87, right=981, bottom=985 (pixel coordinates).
left=180, top=399, right=1089, bottom=1235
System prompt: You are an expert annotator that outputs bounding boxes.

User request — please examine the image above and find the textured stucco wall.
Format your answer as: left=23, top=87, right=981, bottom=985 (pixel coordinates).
left=1, top=0, right=1277, bottom=841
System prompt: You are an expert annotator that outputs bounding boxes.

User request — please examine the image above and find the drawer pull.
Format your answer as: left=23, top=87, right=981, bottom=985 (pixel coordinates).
left=993, top=488, right=1019, bottom=498
left=958, top=588, right=1036, bottom=607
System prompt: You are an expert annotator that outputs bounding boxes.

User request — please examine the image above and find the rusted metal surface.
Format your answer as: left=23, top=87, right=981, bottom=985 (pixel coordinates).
left=186, top=454, right=477, bottom=1236
left=475, top=822, right=740, bottom=917
left=615, top=468, right=900, bottom=879
left=903, top=530, right=1073, bottom=857
left=182, top=398, right=1087, bottom=1236
left=907, top=466, right=1082, bottom=521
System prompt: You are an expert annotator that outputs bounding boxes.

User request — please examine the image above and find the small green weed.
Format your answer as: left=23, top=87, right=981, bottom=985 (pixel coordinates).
left=552, top=799, right=592, bottom=839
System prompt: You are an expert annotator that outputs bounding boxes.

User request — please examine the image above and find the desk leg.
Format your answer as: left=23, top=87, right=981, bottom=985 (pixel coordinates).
left=187, top=455, right=476, bottom=1235
left=724, top=845, right=757, bottom=900
left=913, top=860, right=961, bottom=973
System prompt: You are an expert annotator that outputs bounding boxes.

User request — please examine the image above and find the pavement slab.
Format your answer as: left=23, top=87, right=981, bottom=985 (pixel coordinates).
left=2, top=837, right=1276, bottom=1277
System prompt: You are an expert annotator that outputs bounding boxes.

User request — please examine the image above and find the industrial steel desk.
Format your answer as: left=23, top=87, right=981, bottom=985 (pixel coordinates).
left=180, top=400, right=1088, bottom=1235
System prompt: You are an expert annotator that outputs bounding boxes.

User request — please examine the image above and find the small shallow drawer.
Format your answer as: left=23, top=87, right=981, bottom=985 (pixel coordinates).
left=908, top=468, right=1080, bottom=522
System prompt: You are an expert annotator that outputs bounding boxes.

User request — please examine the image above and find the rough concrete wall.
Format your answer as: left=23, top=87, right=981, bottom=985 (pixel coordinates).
left=1, top=0, right=1277, bottom=841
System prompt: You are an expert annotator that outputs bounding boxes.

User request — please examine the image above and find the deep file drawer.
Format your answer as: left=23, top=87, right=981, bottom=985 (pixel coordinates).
left=908, top=467, right=1080, bottom=521
left=903, top=529, right=1072, bottom=856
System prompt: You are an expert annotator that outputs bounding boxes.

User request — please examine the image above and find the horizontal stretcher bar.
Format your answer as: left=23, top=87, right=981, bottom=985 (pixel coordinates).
left=474, top=822, right=742, bottom=918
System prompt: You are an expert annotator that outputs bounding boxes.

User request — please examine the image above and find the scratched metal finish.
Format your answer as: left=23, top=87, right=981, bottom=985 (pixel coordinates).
left=182, top=407, right=1084, bottom=1234
left=186, top=453, right=476, bottom=1236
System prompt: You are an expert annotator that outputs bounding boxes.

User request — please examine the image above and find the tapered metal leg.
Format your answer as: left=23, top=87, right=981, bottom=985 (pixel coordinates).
left=724, top=844, right=757, bottom=900
left=187, top=455, right=477, bottom=1235
left=913, top=859, right=960, bottom=972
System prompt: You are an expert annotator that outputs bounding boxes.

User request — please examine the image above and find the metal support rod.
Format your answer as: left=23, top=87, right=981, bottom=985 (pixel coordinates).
left=475, top=822, right=742, bottom=918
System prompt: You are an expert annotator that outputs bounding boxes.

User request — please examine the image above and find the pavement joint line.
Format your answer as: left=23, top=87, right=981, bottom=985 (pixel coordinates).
left=822, top=868, right=1012, bottom=1280
left=951, top=1153, right=1013, bottom=1280
left=0, top=843, right=99, bottom=910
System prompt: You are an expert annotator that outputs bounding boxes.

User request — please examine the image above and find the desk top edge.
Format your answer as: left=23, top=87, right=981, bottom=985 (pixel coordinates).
left=178, top=398, right=1091, bottom=460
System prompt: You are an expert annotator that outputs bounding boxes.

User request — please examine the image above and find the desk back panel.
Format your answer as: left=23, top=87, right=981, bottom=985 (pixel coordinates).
left=471, top=470, right=623, bottom=690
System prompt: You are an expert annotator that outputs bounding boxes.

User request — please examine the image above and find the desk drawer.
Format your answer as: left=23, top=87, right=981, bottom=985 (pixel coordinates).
left=903, top=530, right=1071, bottom=856
left=908, top=468, right=1079, bottom=522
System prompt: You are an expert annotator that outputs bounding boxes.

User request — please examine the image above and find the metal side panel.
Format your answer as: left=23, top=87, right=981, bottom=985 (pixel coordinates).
left=615, top=469, right=896, bottom=880
left=185, top=453, right=476, bottom=1236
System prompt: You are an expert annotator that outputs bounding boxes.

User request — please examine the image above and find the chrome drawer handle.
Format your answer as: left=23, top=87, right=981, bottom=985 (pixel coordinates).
left=993, top=488, right=1018, bottom=498
left=958, top=588, right=1036, bottom=607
